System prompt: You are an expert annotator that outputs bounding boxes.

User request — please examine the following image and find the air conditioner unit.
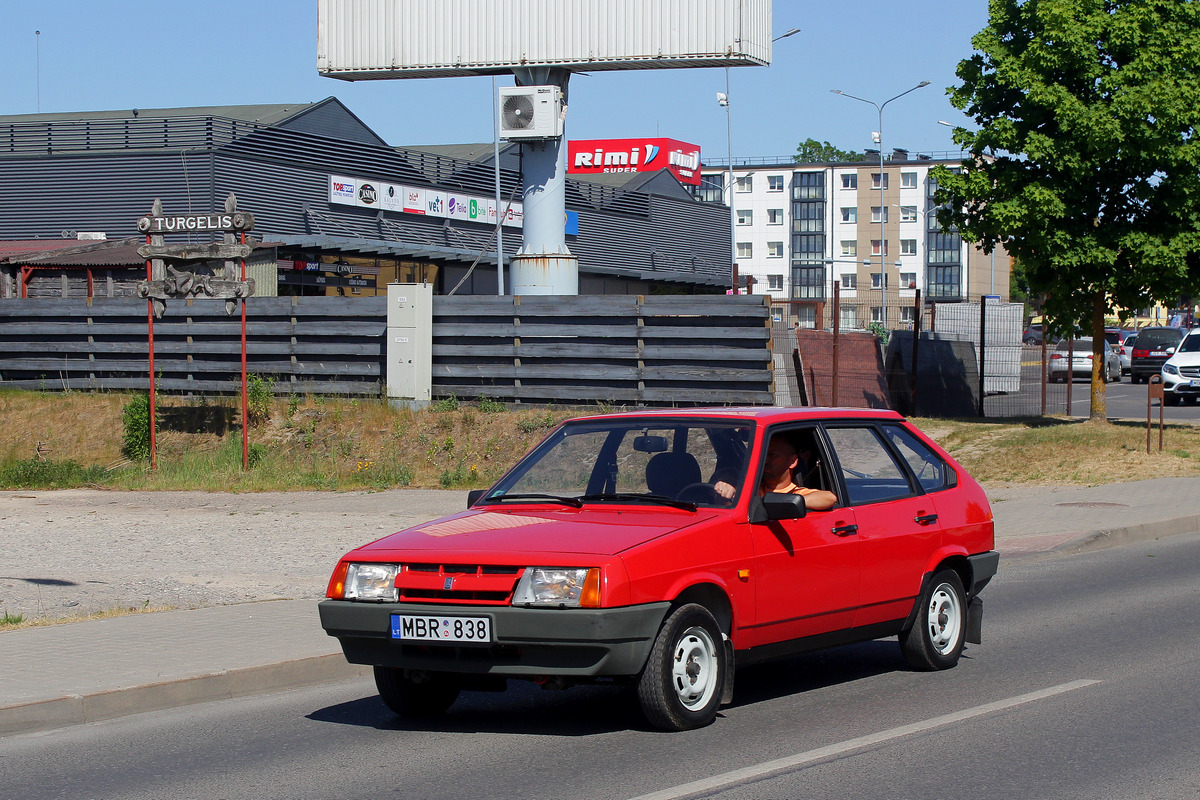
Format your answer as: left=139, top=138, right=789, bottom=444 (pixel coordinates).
left=498, top=85, right=564, bottom=140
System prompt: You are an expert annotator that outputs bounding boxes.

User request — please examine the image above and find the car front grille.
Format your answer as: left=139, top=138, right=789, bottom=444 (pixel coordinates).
left=1179, top=365, right=1200, bottom=379
left=395, top=563, right=522, bottom=605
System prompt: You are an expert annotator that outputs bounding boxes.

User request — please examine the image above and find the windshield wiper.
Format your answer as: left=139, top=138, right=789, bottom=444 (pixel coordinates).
left=578, top=493, right=697, bottom=511
left=482, top=493, right=583, bottom=508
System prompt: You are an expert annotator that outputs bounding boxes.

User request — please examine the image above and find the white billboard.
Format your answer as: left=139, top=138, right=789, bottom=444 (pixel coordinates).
left=327, top=175, right=523, bottom=228
left=318, top=0, right=771, bottom=80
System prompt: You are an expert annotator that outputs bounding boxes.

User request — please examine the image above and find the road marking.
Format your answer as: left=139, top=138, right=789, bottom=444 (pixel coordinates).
left=628, top=679, right=1100, bottom=800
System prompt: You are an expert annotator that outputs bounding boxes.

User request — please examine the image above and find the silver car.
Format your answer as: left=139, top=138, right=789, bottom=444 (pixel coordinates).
left=1048, top=337, right=1121, bottom=383
left=1118, top=330, right=1138, bottom=375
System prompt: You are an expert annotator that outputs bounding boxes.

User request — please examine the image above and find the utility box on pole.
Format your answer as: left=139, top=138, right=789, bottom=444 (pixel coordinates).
left=387, top=283, right=432, bottom=406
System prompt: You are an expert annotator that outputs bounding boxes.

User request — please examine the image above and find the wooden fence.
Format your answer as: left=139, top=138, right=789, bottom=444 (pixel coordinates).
left=0, top=294, right=773, bottom=406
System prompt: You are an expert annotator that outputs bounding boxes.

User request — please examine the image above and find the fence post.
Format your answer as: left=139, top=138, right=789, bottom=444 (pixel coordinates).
left=832, top=280, right=840, bottom=407
left=978, top=299, right=986, bottom=418
left=910, top=289, right=920, bottom=415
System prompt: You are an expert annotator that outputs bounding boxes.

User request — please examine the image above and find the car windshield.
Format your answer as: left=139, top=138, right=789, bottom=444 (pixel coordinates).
left=481, top=418, right=754, bottom=509
left=1137, top=329, right=1183, bottom=348
left=1177, top=332, right=1200, bottom=353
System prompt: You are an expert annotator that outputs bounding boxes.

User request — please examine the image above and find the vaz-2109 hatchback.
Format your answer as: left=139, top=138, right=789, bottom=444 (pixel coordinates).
left=320, top=407, right=998, bottom=731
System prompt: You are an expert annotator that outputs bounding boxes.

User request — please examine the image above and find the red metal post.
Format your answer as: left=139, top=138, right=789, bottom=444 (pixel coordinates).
left=145, top=239, right=157, bottom=470
left=240, top=232, right=249, bottom=470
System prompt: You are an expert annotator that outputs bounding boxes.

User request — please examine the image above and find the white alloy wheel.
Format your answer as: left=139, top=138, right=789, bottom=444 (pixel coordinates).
left=671, top=626, right=719, bottom=710
left=925, top=581, right=963, bottom=656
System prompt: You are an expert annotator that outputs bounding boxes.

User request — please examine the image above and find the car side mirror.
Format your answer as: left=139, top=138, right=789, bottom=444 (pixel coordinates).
left=1167, top=346, right=1177, bottom=355
left=750, top=491, right=807, bottom=523
left=467, top=489, right=487, bottom=508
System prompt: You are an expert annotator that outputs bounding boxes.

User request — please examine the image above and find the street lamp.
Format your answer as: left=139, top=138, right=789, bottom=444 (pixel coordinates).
left=718, top=28, right=802, bottom=292
left=831, top=81, right=931, bottom=328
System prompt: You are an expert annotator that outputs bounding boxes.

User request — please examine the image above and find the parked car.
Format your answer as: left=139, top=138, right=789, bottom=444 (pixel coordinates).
left=1130, top=326, right=1185, bottom=383
left=1117, top=330, right=1139, bottom=375
left=1023, top=324, right=1045, bottom=345
left=320, top=408, right=998, bottom=731
left=1159, top=328, right=1200, bottom=405
left=1048, top=337, right=1121, bottom=382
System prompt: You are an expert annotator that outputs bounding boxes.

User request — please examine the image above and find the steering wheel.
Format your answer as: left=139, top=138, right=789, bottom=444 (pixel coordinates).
left=675, top=482, right=731, bottom=506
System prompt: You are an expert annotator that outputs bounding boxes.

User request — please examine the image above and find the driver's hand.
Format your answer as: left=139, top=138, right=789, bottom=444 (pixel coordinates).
left=713, top=481, right=735, bottom=499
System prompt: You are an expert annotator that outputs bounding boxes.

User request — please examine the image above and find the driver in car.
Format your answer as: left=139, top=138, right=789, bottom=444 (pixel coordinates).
left=714, top=436, right=837, bottom=510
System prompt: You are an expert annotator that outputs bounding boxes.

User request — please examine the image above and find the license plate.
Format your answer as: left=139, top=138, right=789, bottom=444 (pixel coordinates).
left=391, top=614, right=492, bottom=643
left=1191, top=380, right=1200, bottom=388
left=1151, top=351, right=1167, bottom=356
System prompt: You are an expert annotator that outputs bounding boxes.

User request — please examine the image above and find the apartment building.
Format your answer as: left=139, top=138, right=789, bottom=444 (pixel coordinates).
left=698, top=151, right=1010, bottom=328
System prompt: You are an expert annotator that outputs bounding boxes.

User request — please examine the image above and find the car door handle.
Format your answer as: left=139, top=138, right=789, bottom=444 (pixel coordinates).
left=831, top=524, right=859, bottom=537
left=914, top=514, right=939, bottom=525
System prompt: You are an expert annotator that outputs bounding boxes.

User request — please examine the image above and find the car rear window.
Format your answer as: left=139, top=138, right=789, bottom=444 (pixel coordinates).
left=1137, top=329, right=1183, bottom=348
left=1055, top=338, right=1093, bottom=351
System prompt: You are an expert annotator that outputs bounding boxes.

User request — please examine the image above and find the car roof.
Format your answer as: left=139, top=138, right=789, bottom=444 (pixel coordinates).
left=566, top=406, right=906, bottom=424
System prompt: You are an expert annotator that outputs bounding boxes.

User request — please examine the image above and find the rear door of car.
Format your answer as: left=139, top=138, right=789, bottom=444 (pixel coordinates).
left=822, top=423, right=939, bottom=629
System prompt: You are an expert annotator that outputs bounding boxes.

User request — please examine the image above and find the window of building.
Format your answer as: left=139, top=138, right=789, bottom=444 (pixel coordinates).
left=901, top=171, right=918, bottom=189
left=841, top=273, right=858, bottom=290
left=737, top=242, right=753, bottom=259
left=871, top=306, right=884, bottom=323
left=871, top=173, right=889, bottom=190
left=792, top=172, right=826, bottom=200
left=900, top=205, right=918, bottom=222
left=791, top=234, right=824, bottom=257
left=768, top=274, right=784, bottom=290
left=793, top=202, right=824, bottom=233
left=871, top=206, right=889, bottom=224
left=735, top=175, right=753, bottom=192
left=871, top=273, right=889, bottom=289
left=767, top=208, right=784, bottom=225
left=841, top=173, right=858, bottom=190
left=737, top=209, right=753, bottom=225
left=768, top=242, right=784, bottom=258
left=841, top=207, right=857, bottom=223
left=792, top=264, right=826, bottom=300
left=900, top=305, right=917, bottom=324
left=796, top=305, right=816, bottom=328
left=840, top=306, right=859, bottom=328
left=871, top=240, right=889, bottom=256
left=840, top=240, right=857, bottom=257
left=927, top=265, right=962, bottom=298
left=900, top=271, right=917, bottom=288
left=768, top=175, right=785, bottom=192
left=901, top=239, right=917, bottom=256
left=927, top=232, right=962, bottom=264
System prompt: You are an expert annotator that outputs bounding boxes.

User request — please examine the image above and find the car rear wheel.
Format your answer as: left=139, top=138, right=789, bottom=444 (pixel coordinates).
left=374, top=667, right=461, bottom=717
left=900, top=570, right=966, bottom=671
left=637, top=603, right=726, bottom=731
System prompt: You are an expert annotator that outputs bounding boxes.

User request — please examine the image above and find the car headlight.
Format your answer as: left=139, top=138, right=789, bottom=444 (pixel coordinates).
left=1163, top=364, right=1179, bottom=375
left=513, top=567, right=600, bottom=608
left=330, top=563, right=399, bottom=601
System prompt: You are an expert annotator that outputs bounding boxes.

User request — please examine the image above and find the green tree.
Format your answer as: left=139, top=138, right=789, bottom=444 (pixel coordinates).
left=793, top=138, right=864, bottom=164
left=933, top=0, right=1200, bottom=420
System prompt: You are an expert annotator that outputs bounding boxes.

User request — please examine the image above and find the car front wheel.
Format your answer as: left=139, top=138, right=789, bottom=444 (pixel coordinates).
left=637, top=603, right=726, bottom=731
left=900, top=570, right=967, bottom=671
left=374, top=667, right=461, bottom=718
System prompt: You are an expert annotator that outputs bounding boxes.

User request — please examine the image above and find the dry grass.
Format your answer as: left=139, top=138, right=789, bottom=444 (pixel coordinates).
left=2, top=389, right=1197, bottom=491
left=0, top=603, right=176, bottom=631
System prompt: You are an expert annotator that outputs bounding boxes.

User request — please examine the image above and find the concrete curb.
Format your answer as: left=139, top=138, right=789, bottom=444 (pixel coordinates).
left=0, top=654, right=369, bottom=737
left=1049, top=513, right=1200, bottom=557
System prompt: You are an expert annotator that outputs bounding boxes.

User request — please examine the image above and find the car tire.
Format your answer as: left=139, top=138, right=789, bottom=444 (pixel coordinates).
left=637, top=603, right=726, bottom=731
left=374, top=667, right=461, bottom=718
left=900, top=570, right=967, bottom=672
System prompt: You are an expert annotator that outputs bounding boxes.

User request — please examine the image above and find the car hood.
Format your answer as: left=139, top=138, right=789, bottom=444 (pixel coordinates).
left=1165, top=351, right=1200, bottom=368
left=348, top=506, right=715, bottom=560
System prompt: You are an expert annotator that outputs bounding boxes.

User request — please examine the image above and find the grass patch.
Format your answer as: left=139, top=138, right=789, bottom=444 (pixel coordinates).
left=1, top=389, right=1196, bottom=491
left=0, top=603, right=176, bottom=631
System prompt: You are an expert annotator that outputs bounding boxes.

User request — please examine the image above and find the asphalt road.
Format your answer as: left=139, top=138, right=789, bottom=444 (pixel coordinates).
left=4, top=532, right=1200, bottom=800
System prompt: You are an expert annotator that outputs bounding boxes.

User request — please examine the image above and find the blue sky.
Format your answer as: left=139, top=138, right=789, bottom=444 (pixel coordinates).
left=1, top=1, right=990, bottom=162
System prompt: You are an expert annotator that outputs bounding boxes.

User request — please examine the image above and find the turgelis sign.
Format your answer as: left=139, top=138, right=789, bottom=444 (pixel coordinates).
left=567, top=138, right=702, bottom=185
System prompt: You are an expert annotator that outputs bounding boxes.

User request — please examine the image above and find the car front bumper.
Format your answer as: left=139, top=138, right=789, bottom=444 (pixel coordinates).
left=1161, top=374, right=1200, bottom=395
left=319, top=599, right=671, bottom=678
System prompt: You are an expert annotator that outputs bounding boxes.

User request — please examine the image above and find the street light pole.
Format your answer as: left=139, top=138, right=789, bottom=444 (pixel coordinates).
left=832, top=81, right=930, bottom=330
left=717, top=28, right=801, bottom=294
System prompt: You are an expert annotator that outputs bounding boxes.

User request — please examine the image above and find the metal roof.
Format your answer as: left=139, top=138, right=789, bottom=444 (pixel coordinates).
left=277, top=235, right=507, bottom=265
left=0, top=102, right=324, bottom=127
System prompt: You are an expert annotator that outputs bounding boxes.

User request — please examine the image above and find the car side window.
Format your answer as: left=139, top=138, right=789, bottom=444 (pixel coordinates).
left=824, top=426, right=914, bottom=505
left=881, top=425, right=955, bottom=492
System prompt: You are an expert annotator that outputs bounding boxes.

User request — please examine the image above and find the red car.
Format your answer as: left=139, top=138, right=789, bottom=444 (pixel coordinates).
left=320, top=407, right=997, bottom=731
